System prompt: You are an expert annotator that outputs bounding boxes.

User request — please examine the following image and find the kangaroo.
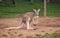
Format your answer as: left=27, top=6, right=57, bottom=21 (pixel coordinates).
left=33, top=9, right=40, bottom=25
left=5, top=9, right=40, bottom=30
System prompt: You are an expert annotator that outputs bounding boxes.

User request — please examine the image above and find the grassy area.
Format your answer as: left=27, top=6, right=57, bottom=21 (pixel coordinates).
left=47, top=3, right=60, bottom=16
left=0, top=2, right=60, bottom=18
left=26, top=33, right=60, bottom=38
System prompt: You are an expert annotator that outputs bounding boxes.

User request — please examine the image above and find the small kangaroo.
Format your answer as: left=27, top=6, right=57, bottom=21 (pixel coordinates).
left=5, top=9, right=40, bottom=30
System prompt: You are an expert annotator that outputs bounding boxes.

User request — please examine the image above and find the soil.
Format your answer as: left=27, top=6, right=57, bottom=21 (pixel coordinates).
left=0, top=17, right=60, bottom=38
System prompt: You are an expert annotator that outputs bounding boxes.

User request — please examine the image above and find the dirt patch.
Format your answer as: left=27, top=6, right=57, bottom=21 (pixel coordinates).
left=0, top=17, right=60, bottom=38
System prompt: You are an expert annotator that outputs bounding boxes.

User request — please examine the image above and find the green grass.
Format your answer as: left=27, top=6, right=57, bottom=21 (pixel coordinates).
left=0, top=2, right=60, bottom=18
left=47, top=3, right=60, bottom=16
left=26, top=33, right=60, bottom=38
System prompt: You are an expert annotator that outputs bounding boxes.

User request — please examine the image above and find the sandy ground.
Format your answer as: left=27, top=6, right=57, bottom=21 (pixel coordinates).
left=0, top=17, right=60, bottom=38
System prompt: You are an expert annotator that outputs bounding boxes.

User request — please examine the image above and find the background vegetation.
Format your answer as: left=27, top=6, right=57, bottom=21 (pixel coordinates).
left=0, top=0, right=60, bottom=18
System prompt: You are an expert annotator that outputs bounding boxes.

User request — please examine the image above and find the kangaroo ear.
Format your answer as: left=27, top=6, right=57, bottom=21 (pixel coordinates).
left=33, top=9, right=36, bottom=12
left=38, top=9, right=40, bottom=12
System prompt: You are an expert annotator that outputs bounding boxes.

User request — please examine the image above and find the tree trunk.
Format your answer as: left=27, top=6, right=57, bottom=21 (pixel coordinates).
left=44, top=0, right=46, bottom=17
left=12, top=0, right=15, bottom=5
left=52, top=0, right=55, bottom=3
left=0, top=0, right=2, bottom=2
left=30, top=0, right=33, bottom=4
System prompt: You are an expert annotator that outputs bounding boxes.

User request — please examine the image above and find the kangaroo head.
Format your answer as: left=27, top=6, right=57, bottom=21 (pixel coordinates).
left=33, top=9, right=40, bottom=16
left=33, top=9, right=40, bottom=13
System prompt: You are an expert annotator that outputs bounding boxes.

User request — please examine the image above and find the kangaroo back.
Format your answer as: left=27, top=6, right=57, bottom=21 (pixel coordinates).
left=23, top=12, right=33, bottom=19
